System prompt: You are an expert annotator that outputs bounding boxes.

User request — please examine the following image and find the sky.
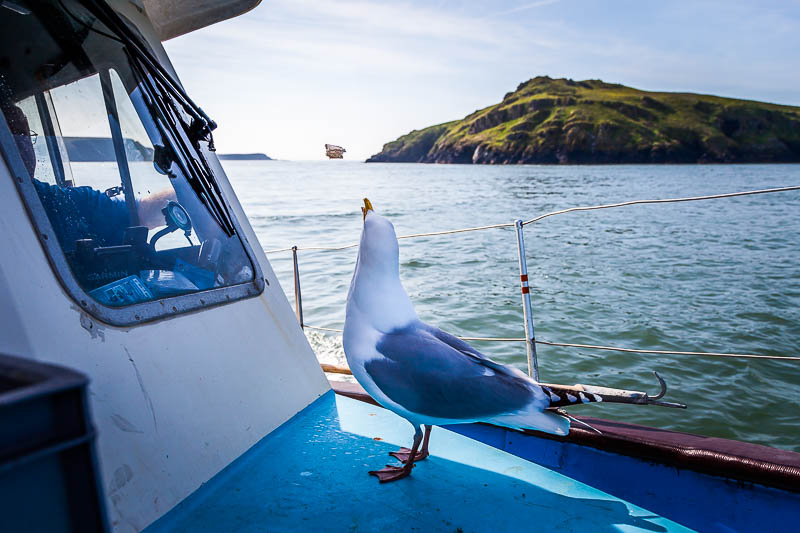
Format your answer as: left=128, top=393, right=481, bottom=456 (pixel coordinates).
left=163, top=0, right=800, bottom=161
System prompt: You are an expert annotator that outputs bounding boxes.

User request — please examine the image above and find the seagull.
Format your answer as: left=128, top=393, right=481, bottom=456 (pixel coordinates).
left=343, top=199, right=594, bottom=482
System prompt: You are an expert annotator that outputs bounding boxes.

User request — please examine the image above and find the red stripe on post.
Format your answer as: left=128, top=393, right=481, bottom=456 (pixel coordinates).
left=520, top=274, right=529, bottom=282
left=521, top=286, right=530, bottom=294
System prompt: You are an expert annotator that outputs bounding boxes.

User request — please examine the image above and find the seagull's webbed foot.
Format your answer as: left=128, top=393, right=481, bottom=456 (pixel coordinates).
left=389, top=447, right=428, bottom=463
left=370, top=424, right=428, bottom=483
left=388, top=424, right=432, bottom=463
left=369, top=463, right=415, bottom=483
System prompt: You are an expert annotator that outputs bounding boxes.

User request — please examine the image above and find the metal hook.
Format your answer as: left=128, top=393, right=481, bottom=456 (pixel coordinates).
left=650, top=371, right=667, bottom=400
left=646, top=371, right=687, bottom=409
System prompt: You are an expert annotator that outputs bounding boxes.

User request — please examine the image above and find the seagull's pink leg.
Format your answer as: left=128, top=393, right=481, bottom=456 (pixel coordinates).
left=370, top=425, right=425, bottom=483
left=389, top=425, right=431, bottom=463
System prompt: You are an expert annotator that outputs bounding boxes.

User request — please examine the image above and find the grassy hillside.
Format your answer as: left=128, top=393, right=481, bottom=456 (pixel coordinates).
left=367, top=77, right=800, bottom=164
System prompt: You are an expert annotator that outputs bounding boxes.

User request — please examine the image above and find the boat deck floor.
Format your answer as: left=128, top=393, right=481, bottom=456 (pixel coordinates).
left=145, top=391, right=692, bottom=532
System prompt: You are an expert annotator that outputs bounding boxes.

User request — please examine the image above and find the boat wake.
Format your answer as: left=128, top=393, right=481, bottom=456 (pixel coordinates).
left=304, top=330, right=355, bottom=383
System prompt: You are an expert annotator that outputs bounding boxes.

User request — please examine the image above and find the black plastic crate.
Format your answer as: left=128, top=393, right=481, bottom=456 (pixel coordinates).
left=0, top=353, right=109, bottom=532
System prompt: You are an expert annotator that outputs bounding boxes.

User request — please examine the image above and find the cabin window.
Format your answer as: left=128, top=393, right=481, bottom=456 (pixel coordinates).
left=0, top=0, right=263, bottom=324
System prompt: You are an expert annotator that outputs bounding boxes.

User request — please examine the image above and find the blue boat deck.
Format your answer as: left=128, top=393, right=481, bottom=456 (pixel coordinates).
left=145, top=391, right=692, bottom=532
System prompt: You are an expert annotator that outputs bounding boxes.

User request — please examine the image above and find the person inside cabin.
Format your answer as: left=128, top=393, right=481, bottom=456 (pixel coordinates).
left=2, top=102, right=174, bottom=252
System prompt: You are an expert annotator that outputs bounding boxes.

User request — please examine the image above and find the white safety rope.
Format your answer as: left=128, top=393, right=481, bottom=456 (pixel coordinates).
left=265, top=222, right=514, bottom=253
left=265, top=185, right=800, bottom=253
left=302, top=325, right=799, bottom=361
left=275, top=185, right=800, bottom=363
left=521, top=185, right=800, bottom=226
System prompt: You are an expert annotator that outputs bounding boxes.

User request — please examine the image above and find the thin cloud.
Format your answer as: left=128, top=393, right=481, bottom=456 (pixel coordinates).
left=492, top=0, right=563, bottom=17
left=168, top=0, right=560, bottom=77
left=274, top=0, right=512, bottom=45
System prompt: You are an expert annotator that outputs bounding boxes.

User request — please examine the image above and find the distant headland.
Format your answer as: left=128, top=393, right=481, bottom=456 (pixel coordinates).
left=60, top=137, right=271, bottom=162
left=217, top=153, right=272, bottom=161
left=367, top=77, right=800, bottom=164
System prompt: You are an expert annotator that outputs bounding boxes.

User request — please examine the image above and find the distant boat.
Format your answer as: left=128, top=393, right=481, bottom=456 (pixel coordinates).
left=325, top=144, right=346, bottom=159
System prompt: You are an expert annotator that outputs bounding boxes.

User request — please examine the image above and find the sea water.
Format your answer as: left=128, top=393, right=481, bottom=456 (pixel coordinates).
left=225, top=160, right=800, bottom=452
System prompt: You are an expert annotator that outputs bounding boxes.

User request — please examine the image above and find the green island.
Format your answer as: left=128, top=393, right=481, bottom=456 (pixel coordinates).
left=367, top=76, right=800, bottom=164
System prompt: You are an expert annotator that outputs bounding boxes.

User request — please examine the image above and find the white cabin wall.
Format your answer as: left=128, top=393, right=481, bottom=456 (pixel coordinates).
left=0, top=157, right=329, bottom=532
left=0, top=8, right=330, bottom=529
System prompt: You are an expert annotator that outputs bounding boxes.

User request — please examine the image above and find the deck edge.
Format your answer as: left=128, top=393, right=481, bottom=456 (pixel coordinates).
left=330, top=379, right=800, bottom=492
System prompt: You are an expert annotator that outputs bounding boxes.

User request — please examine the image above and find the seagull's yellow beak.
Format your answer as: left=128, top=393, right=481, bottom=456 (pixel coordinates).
left=361, top=197, right=374, bottom=221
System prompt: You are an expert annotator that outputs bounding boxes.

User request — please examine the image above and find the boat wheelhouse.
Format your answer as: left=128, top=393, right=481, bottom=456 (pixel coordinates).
left=0, top=2, right=798, bottom=532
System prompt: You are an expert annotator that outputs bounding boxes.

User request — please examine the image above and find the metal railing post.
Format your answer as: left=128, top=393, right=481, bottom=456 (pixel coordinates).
left=291, top=246, right=304, bottom=328
left=514, top=220, right=539, bottom=381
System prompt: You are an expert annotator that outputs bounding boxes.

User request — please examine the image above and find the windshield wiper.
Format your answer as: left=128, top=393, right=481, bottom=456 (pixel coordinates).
left=129, top=56, right=235, bottom=237
left=79, top=0, right=235, bottom=236
left=81, top=0, right=215, bottom=143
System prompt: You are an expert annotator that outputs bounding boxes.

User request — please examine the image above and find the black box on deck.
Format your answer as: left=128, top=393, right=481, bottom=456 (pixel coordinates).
left=0, top=353, right=109, bottom=532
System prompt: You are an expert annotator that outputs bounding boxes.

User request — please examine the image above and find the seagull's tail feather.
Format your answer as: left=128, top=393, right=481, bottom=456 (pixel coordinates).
left=540, top=384, right=604, bottom=408
left=488, top=407, right=570, bottom=436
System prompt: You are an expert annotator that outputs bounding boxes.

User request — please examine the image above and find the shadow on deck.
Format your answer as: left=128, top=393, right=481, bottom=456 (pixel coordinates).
left=145, top=392, right=688, bottom=532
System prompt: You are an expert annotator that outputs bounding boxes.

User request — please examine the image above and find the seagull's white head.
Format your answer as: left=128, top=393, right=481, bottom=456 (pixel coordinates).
left=359, top=198, right=401, bottom=276
left=346, top=199, right=417, bottom=333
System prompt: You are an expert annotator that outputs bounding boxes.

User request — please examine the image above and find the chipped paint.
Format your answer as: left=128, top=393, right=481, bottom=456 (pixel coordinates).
left=80, top=311, right=105, bottom=341
left=111, top=414, right=143, bottom=434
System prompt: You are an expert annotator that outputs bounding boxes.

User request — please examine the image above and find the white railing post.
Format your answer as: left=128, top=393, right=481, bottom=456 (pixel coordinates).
left=291, top=246, right=304, bottom=328
left=514, top=220, right=539, bottom=381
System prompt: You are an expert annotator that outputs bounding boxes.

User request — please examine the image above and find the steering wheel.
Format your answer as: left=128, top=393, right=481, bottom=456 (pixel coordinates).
left=149, top=201, right=194, bottom=249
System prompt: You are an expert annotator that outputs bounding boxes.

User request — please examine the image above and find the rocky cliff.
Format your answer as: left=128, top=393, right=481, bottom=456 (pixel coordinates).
left=367, top=77, right=800, bottom=164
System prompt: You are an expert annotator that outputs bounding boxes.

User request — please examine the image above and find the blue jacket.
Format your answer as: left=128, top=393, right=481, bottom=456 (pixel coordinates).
left=33, top=179, right=130, bottom=252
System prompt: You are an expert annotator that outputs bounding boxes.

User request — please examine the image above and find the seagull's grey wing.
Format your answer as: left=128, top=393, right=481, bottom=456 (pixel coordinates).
left=419, top=323, right=530, bottom=378
left=365, top=324, right=535, bottom=420
left=422, top=323, right=489, bottom=360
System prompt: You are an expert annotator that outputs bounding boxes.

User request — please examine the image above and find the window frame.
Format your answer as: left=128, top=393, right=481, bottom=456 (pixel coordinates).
left=1, top=77, right=266, bottom=327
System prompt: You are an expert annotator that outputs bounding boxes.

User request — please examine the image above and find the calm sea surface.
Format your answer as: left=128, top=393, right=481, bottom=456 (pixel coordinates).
left=225, top=161, right=800, bottom=452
